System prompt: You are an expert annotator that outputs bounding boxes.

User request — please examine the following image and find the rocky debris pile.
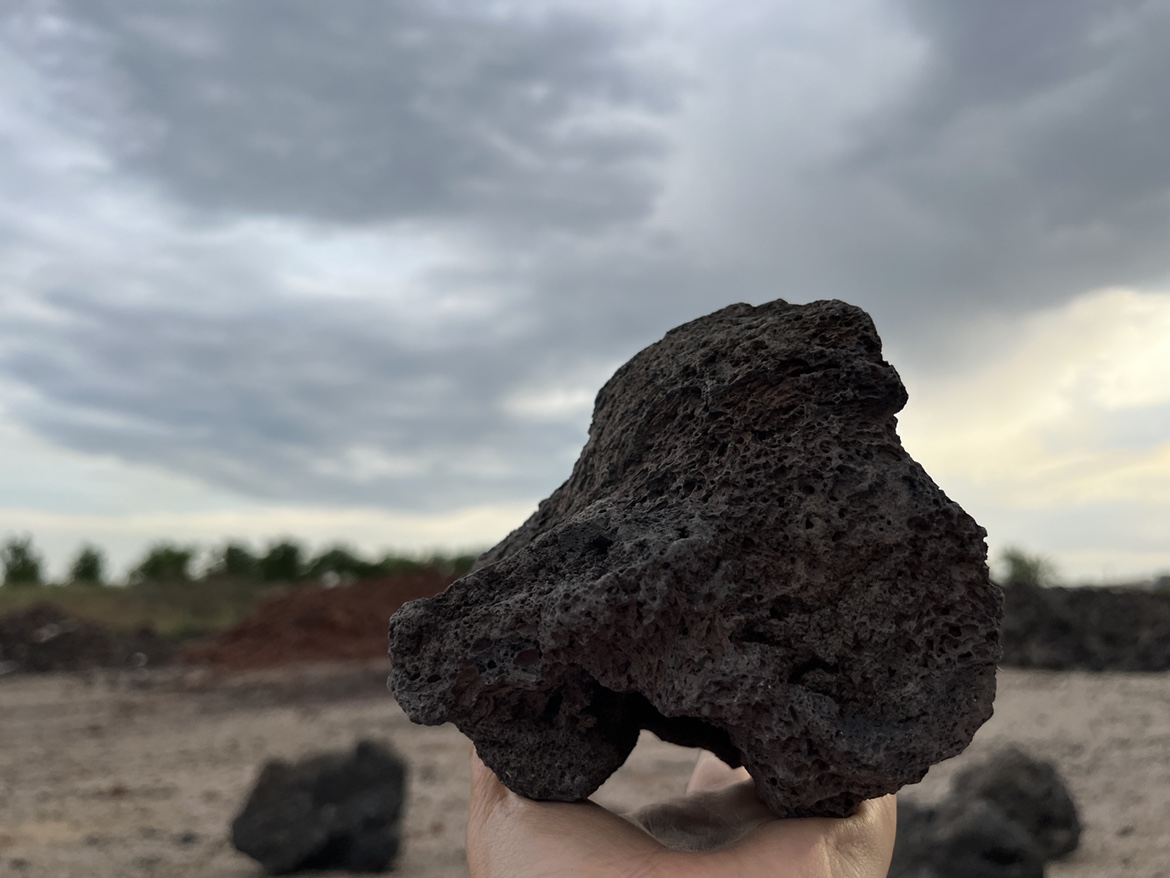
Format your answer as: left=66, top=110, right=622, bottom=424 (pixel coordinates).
left=894, top=799, right=1045, bottom=878
left=390, top=299, right=1002, bottom=818
left=232, top=739, right=407, bottom=874
left=1000, top=582, right=1170, bottom=671
left=185, top=570, right=457, bottom=671
left=890, top=747, right=1081, bottom=878
left=0, top=602, right=172, bottom=675
left=950, top=746, right=1082, bottom=859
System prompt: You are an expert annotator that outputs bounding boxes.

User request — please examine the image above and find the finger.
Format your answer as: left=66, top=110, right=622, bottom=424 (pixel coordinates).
left=702, top=794, right=898, bottom=877
left=467, top=748, right=670, bottom=878
left=686, top=750, right=752, bottom=794
left=635, top=774, right=777, bottom=851
left=467, top=748, right=512, bottom=826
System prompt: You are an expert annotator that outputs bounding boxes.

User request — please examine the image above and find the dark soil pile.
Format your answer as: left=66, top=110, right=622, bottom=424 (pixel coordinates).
left=184, top=569, right=458, bottom=671
left=0, top=602, right=174, bottom=674
left=1001, top=582, right=1170, bottom=671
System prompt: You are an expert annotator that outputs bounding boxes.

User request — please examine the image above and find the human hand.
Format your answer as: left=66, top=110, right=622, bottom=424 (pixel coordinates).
left=467, top=748, right=896, bottom=878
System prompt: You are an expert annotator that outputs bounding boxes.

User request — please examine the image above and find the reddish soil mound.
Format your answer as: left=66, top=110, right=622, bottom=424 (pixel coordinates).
left=184, top=568, right=458, bottom=671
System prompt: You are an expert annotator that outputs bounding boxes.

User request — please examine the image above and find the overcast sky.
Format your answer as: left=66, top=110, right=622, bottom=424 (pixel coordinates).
left=2, top=0, right=1169, bottom=582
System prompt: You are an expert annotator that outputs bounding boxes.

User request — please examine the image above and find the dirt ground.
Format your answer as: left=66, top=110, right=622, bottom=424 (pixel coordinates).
left=1, top=664, right=1167, bottom=877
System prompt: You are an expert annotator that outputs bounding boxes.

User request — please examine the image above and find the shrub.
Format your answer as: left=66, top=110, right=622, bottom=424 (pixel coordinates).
left=69, top=544, right=106, bottom=585
left=1000, top=547, right=1058, bottom=588
left=131, top=542, right=196, bottom=585
left=208, top=542, right=259, bottom=579
left=259, top=539, right=305, bottom=583
left=307, top=545, right=379, bottom=580
left=2, top=535, right=43, bottom=587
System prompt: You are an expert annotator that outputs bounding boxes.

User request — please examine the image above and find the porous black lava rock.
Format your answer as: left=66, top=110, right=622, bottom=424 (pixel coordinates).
left=388, top=299, right=1002, bottom=818
left=890, top=798, right=1045, bottom=878
left=1000, top=582, right=1170, bottom=671
left=231, top=739, right=406, bottom=874
left=951, top=746, right=1081, bottom=859
left=892, top=745, right=1080, bottom=876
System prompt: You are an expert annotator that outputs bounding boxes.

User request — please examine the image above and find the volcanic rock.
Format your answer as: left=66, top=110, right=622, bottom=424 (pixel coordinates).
left=231, top=739, right=407, bottom=874
left=0, top=602, right=172, bottom=674
left=890, top=798, right=1045, bottom=878
left=951, top=746, right=1081, bottom=859
left=891, top=745, right=1080, bottom=875
left=388, top=299, right=1002, bottom=818
left=1000, top=581, right=1170, bottom=672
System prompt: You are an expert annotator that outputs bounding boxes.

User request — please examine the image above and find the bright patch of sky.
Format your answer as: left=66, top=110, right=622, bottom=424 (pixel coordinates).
left=0, top=501, right=530, bottom=582
left=899, top=287, right=1170, bottom=582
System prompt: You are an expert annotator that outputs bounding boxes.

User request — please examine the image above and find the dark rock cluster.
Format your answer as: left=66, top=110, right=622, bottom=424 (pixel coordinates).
left=894, top=798, right=1045, bottom=878
left=389, top=299, right=1002, bottom=818
left=0, top=602, right=172, bottom=675
left=1000, top=582, right=1170, bottom=671
left=890, top=747, right=1081, bottom=878
left=231, top=739, right=407, bottom=874
left=951, top=747, right=1081, bottom=859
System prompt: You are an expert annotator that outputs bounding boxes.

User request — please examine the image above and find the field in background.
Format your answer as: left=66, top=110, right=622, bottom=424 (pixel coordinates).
left=0, top=554, right=475, bottom=642
left=0, top=577, right=292, bottom=641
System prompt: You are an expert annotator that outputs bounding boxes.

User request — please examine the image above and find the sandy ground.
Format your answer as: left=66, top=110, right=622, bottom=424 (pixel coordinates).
left=1, top=664, right=1167, bottom=877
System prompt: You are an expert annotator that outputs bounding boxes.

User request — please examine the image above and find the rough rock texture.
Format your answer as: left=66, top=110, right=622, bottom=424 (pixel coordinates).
left=231, top=739, right=407, bottom=874
left=1000, top=582, right=1170, bottom=671
left=890, top=798, right=1045, bottom=878
left=951, top=746, right=1081, bottom=859
left=388, top=299, right=1001, bottom=818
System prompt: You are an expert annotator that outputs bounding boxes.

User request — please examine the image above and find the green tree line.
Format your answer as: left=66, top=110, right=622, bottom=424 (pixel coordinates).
left=0, top=534, right=477, bottom=588
left=0, top=535, right=1059, bottom=589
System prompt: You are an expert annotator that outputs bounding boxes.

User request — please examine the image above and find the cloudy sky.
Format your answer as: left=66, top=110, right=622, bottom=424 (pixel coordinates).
left=2, top=0, right=1169, bottom=582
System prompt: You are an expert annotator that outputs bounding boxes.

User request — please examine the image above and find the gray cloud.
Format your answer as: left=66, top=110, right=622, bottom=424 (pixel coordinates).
left=0, top=216, right=754, bottom=513
left=3, top=0, right=1170, bottom=521
left=668, top=0, right=1170, bottom=359
left=0, top=0, right=696, bottom=511
left=836, top=0, right=1170, bottom=309
left=1, top=286, right=585, bottom=510
left=927, top=10, right=1163, bottom=196
left=14, top=0, right=674, bottom=230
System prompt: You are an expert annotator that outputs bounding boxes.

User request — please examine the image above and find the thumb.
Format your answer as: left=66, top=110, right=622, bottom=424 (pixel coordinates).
left=699, top=794, right=898, bottom=877
left=467, top=749, right=669, bottom=878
